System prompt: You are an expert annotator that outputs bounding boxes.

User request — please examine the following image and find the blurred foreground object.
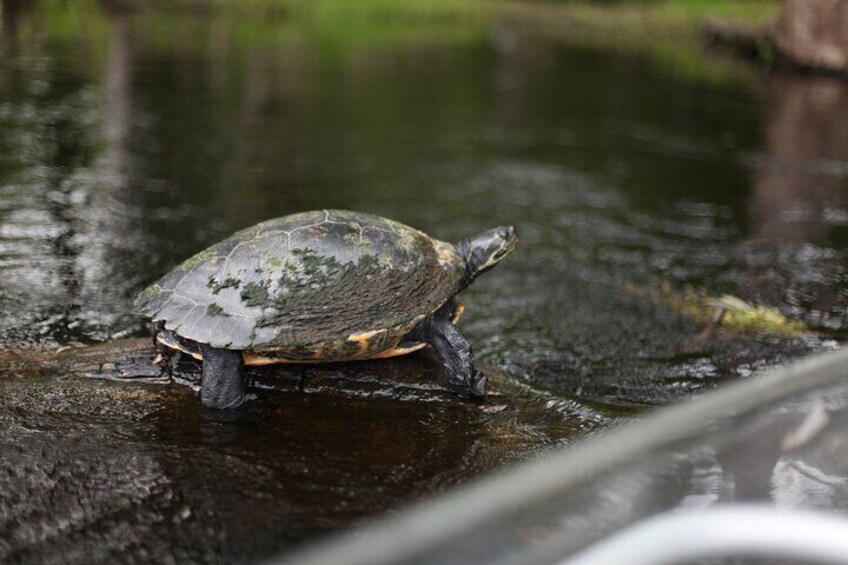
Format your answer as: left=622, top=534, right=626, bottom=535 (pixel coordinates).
left=278, top=347, right=848, bottom=565
left=565, top=505, right=848, bottom=565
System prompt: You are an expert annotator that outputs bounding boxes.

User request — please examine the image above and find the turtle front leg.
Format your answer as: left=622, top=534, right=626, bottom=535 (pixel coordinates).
left=198, top=344, right=246, bottom=409
left=410, top=302, right=487, bottom=399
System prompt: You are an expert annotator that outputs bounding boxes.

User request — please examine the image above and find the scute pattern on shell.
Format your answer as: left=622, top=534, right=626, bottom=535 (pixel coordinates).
left=135, top=210, right=466, bottom=350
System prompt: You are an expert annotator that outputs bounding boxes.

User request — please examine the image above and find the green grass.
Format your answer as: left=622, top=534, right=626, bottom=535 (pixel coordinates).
left=20, top=0, right=782, bottom=86
left=26, top=0, right=783, bottom=47
left=497, top=0, right=781, bottom=85
left=154, top=0, right=782, bottom=31
left=202, top=0, right=491, bottom=23
left=503, top=0, right=781, bottom=34
left=649, top=0, right=782, bottom=28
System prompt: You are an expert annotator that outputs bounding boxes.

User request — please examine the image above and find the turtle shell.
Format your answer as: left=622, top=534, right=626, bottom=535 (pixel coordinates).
left=135, top=210, right=466, bottom=360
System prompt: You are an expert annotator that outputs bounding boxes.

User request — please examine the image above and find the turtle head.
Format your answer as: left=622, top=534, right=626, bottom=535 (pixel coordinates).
left=457, top=226, right=517, bottom=286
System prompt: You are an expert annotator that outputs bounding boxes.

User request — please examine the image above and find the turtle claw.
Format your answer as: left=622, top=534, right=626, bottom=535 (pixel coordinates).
left=453, top=371, right=487, bottom=400
left=469, top=372, right=488, bottom=399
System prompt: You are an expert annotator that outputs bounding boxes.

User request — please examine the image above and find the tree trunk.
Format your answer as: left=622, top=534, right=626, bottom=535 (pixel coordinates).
left=773, top=0, right=848, bottom=73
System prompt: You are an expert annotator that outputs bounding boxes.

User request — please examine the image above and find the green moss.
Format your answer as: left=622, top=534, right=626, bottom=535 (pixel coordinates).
left=271, top=293, right=290, bottom=311
left=286, top=248, right=342, bottom=290
left=180, top=247, right=220, bottom=271
left=257, top=252, right=388, bottom=328
left=208, top=275, right=241, bottom=294
left=240, top=281, right=270, bottom=307
left=206, top=303, right=228, bottom=316
left=623, top=283, right=807, bottom=336
left=358, top=254, right=380, bottom=270
left=343, top=232, right=369, bottom=247
left=146, top=284, right=163, bottom=299
left=704, top=295, right=807, bottom=335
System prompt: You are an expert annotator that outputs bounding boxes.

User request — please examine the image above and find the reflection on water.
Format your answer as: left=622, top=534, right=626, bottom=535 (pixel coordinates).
left=753, top=73, right=848, bottom=244
left=741, top=72, right=848, bottom=331
left=0, top=0, right=846, bottom=561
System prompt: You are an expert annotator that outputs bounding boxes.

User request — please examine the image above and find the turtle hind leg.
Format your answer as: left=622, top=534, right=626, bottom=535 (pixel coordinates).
left=198, top=344, right=246, bottom=409
left=409, top=302, right=487, bottom=399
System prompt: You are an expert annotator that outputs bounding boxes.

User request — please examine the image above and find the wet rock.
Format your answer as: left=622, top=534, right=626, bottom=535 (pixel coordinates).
left=0, top=340, right=604, bottom=564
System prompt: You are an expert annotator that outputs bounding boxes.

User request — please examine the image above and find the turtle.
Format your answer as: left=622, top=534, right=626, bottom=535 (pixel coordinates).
left=134, top=210, right=517, bottom=409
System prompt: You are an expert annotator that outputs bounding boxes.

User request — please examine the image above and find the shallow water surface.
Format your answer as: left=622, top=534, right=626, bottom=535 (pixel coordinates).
left=1, top=340, right=617, bottom=563
left=0, top=1, right=846, bottom=562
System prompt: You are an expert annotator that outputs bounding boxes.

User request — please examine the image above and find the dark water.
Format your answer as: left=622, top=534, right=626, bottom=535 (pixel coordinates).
left=2, top=339, right=610, bottom=563
left=0, top=1, right=846, bottom=562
